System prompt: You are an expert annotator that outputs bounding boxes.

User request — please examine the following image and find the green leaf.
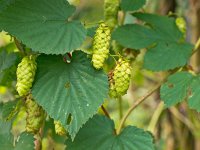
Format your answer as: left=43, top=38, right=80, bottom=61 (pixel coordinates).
left=161, top=71, right=200, bottom=111
left=66, top=115, right=155, bottom=150
left=0, top=49, right=17, bottom=72
left=2, top=100, right=20, bottom=121
left=0, top=121, right=13, bottom=150
left=0, top=65, right=17, bottom=86
left=120, top=0, right=146, bottom=12
left=112, top=13, right=193, bottom=71
left=160, top=72, right=193, bottom=106
left=32, top=51, right=108, bottom=139
left=87, top=26, right=97, bottom=38
left=15, top=132, right=34, bottom=150
left=0, top=0, right=86, bottom=54
left=0, top=120, right=34, bottom=150
left=144, top=42, right=192, bottom=71
left=0, top=0, right=15, bottom=13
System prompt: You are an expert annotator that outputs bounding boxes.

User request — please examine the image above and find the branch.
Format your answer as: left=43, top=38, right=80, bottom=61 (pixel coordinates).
left=116, top=83, right=162, bottom=134
left=169, top=107, right=195, bottom=133
left=147, top=101, right=165, bottom=133
left=192, top=37, right=200, bottom=55
left=101, top=105, right=111, bottom=119
left=14, top=38, right=25, bottom=55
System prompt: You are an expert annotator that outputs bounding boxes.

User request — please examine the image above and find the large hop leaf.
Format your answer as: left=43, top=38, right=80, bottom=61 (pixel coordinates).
left=112, top=13, right=193, bottom=71
left=0, top=0, right=86, bottom=54
left=32, top=51, right=108, bottom=139
left=66, top=115, right=155, bottom=150
left=161, top=71, right=200, bottom=112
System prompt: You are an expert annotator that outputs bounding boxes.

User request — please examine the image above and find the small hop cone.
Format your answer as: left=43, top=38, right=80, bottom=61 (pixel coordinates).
left=109, top=59, right=131, bottom=98
left=16, top=55, right=37, bottom=96
left=26, top=95, right=45, bottom=134
left=175, top=17, right=186, bottom=36
left=54, top=121, right=67, bottom=136
left=104, top=0, right=120, bottom=29
left=92, top=22, right=111, bottom=69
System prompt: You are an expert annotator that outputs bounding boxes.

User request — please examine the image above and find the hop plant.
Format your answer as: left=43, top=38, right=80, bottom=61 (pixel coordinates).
left=175, top=17, right=186, bottom=35
left=92, top=22, right=111, bottom=69
left=109, top=58, right=132, bottom=98
left=16, top=55, right=37, bottom=96
left=54, top=120, right=67, bottom=136
left=104, top=0, right=120, bottom=29
left=26, top=94, right=45, bottom=134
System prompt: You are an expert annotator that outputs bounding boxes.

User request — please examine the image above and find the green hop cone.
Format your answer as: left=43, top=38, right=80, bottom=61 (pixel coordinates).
left=104, top=0, right=120, bottom=29
left=26, top=94, right=45, bottom=134
left=54, top=120, right=67, bottom=136
left=16, top=55, right=37, bottom=96
left=175, top=17, right=186, bottom=36
left=109, top=58, right=131, bottom=98
left=92, top=22, right=111, bottom=69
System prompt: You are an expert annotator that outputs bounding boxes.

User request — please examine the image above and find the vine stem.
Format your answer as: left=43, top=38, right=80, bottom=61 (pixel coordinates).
left=192, top=37, right=200, bottom=55
left=101, top=105, right=111, bottom=119
left=118, top=96, right=123, bottom=119
left=169, top=107, right=195, bottom=133
left=147, top=101, right=165, bottom=133
left=14, top=37, right=25, bottom=55
left=116, top=83, right=162, bottom=134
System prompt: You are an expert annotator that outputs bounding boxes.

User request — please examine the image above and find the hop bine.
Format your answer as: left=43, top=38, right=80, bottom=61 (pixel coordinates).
left=92, top=22, right=111, bottom=69
left=54, top=120, right=67, bottom=136
left=16, top=55, right=37, bottom=96
left=25, top=94, right=45, bottom=134
left=109, top=58, right=132, bottom=98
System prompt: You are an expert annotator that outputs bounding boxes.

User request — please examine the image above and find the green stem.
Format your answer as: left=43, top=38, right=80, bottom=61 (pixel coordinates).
left=192, top=37, right=200, bottom=55
left=101, top=105, right=111, bottom=119
left=116, top=83, right=162, bottom=134
left=14, top=37, right=25, bottom=55
left=147, top=101, right=164, bottom=133
left=118, top=96, right=123, bottom=119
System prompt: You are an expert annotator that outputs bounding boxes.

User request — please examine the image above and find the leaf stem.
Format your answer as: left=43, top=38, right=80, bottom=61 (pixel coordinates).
left=101, top=105, right=111, bottom=119
left=14, top=37, right=25, bottom=55
left=116, top=83, right=162, bottom=134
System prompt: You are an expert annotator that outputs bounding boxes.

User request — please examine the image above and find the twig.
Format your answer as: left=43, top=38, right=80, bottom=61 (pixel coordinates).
left=101, top=105, right=111, bottom=119
left=192, top=37, right=200, bottom=55
left=14, top=38, right=25, bottom=55
left=116, top=83, right=162, bottom=134
left=34, top=133, right=42, bottom=150
left=147, top=101, right=165, bottom=133
left=169, top=107, right=195, bottom=133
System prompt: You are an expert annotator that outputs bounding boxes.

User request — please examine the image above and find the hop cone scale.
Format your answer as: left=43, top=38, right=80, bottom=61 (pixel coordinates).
left=175, top=17, right=186, bottom=35
left=109, top=59, right=131, bottom=98
left=26, top=95, right=45, bottom=134
left=16, top=55, right=37, bottom=96
left=54, top=121, right=66, bottom=136
left=92, top=23, right=111, bottom=69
